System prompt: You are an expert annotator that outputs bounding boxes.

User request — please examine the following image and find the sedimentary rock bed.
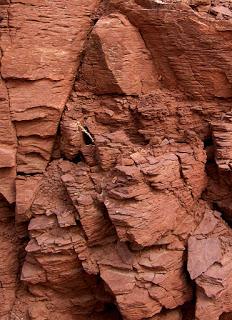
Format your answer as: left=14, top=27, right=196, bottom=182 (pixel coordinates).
left=0, top=0, right=232, bottom=319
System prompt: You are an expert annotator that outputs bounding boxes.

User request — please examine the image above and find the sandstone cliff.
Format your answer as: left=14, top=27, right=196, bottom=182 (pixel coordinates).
left=0, top=0, right=232, bottom=319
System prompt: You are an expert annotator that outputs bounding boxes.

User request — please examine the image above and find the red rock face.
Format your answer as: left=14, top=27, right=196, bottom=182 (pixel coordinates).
left=0, top=0, right=232, bottom=319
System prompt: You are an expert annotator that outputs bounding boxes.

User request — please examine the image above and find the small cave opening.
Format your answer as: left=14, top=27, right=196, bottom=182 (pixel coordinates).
left=73, top=151, right=84, bottom=164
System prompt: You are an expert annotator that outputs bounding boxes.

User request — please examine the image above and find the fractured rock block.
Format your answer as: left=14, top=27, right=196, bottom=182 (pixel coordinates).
left=188, top=209, right=232, bottom=320
left=82, top=13, right=158, bottom=95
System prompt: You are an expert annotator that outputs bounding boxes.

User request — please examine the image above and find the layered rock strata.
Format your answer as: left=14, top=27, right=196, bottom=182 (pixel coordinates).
left=0, top=0, right=232, bottom=319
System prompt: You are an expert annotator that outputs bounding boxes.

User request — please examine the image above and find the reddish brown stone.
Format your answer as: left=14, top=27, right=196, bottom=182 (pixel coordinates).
left=1, top=0, right=232, bottom=319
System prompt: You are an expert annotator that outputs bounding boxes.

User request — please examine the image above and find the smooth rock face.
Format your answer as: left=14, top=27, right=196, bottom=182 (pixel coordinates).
left=0, top=0, right=232, bottom=319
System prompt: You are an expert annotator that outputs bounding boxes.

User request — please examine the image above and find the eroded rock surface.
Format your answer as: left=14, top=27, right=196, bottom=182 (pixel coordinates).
left=0, top=0, right=232, bottom=319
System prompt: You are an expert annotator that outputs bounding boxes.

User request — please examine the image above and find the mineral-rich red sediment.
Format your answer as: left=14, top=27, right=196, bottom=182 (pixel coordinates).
left=0, top=0, right=232, bottom=319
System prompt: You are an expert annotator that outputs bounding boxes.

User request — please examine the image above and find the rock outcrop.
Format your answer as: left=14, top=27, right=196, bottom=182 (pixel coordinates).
left=0, top=0, right=232, bottom=319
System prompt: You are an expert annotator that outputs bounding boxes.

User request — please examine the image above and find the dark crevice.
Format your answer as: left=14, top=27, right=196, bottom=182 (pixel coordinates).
left=103, top=303, right=123, bottom=320
left=201, top=158, right=232, bottom=227
left=220, top=312, right=232, bottom=320
left=202, top=129, right=232, bottom=229
left=73, top=151, right=85, bottom=164
left=97, top=201, right=110, bottom=220
left=93, top=200, right=118, bottom=240
left=180, top=248, right=196, bottom=320
left=203, top=135, right=214, bottom=148
left=16, top=222, right=30, bottom=273
left=96, top=92, right=138, bottom=97
left=83, top=126, right=95, bottom=145
left=212, top=202, right=232, bottom=228
left=92, top=18, right=99, bottom=25
left=59, top=148, right=86, bottom=164
left=181, top=300, right=196, bottom=320
left=93, top=275, right=122, bottom=319
left=203, top=131, right=215, bottom=165
left=128, top=108, right=150, bottom=145
left=16, top=172, right=40, bottom=177
left=177, top=154, right=189, bottom=186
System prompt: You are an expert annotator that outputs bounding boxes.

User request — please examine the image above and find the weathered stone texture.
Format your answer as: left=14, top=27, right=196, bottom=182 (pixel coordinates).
left=0, top=0, right=232, bottom=319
